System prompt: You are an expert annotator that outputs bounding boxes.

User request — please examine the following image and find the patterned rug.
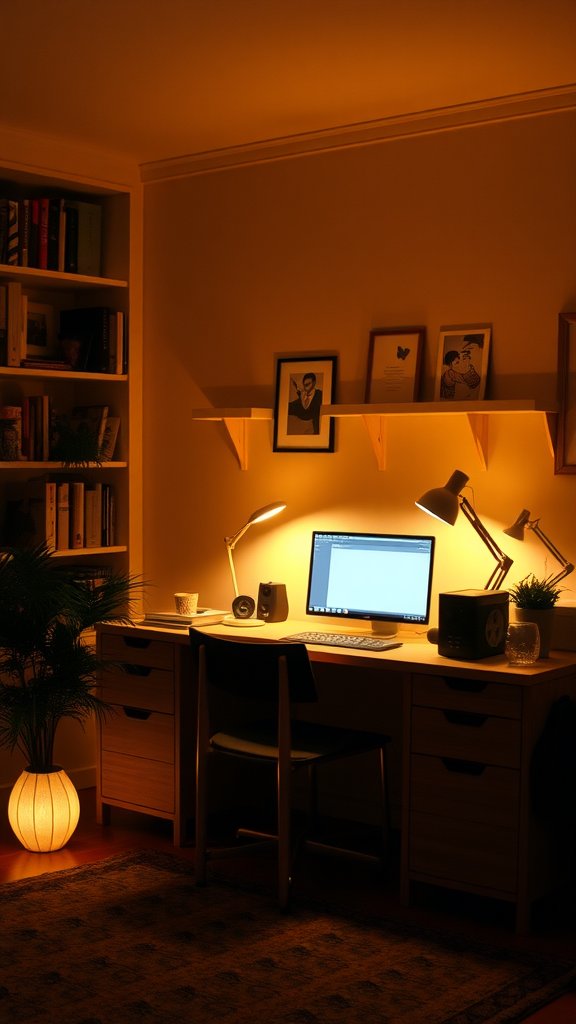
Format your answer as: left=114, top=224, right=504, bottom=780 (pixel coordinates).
left=1, top=849, right=574, bottom=1024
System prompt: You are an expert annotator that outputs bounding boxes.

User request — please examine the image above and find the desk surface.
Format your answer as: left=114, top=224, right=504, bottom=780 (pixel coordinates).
left=109, top=618, right=576, bottom=686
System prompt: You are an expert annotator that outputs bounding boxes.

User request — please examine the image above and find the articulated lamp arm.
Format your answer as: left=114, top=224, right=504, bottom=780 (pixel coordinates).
left=528, top=520, right=574, bottom=586
left=459, top=496, right=513, bottom=590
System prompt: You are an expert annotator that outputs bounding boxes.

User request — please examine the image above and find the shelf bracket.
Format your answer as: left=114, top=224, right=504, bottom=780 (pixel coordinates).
left=466, top=413, right=488, bottom=471
left=362, top=414, right=387, bottom=470
left=223, top=417, right=248, bottom=470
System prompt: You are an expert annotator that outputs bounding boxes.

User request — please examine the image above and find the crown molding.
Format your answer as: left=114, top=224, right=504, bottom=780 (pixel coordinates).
left=140, top=83, right=576, bottom=184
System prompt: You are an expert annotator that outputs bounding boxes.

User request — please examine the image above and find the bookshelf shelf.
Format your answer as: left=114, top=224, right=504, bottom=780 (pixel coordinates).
left=0, top=461, right=127, bottom=470
left=0, top=366, right=127, bottom=381
left=50, top=546, right=127, bottom=558
left=0, top=264, right=127, bottom=290
left=321, top=399, right=558, bottom=470
left=191, top=407, right=273, bottom=470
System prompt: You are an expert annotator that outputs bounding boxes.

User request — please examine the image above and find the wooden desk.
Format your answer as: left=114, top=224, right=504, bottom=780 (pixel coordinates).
left=95, top=619, right=576, bottom=933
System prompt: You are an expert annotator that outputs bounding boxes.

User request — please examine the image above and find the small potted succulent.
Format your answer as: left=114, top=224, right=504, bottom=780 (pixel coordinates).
left=508, top=574, right=563, bottom=657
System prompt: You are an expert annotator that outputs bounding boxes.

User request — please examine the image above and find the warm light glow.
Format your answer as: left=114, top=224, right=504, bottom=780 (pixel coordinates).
left=248, top=501, right=287, bottom=525
left=8, top=767, right=80, bottom=853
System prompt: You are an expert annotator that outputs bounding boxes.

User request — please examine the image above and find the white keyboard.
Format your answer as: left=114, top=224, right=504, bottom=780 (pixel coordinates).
left=281, top=631, right=403, bottom=652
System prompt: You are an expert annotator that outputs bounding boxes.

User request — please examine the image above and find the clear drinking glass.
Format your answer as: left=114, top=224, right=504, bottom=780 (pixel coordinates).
left=505, top=621, right=540, bottom=665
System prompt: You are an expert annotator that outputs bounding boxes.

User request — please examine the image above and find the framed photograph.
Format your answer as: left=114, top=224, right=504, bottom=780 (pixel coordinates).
left=555, top=311, right=576, bottom=474
left=273, top=356, right=337, bottom=452
left=26, top=303, right=57, bottom=358
left=434, top=326, right=491, bottom=402
left=365, top=327, right=425, bottom=403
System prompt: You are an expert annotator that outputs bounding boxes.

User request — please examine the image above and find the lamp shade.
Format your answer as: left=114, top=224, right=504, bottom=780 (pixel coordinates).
left=247, top=502, right=286, bottom=525
left=415, top=470, right=469, bottom=525
left=503, top=509, right=531, bottom=541
left=8, top=766, right=80, bottom=852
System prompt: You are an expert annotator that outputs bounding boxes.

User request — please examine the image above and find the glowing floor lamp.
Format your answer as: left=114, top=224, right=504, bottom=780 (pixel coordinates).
left=224, top=501, right=286, bottom=625
left=416, top=470, right=513, bottom=589
left=504, top=509, right=574, bottom=585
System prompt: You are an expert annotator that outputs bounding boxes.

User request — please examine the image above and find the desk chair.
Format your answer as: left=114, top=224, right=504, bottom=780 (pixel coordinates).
left=190, top=628, right=391, bottom=910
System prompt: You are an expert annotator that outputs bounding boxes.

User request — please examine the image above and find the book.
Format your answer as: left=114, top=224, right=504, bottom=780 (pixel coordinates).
left=69, top=404, right=108, bottom=450
left=7, top=200, right=18, bottom=264
left=100, top=416, right=120, bottom=460
left=3, top=479, right=55, bottom=548
left=20, top=358, right=71, bottom=370
left=28, top=199, right=39, bottom=268
left=64, top=203, right=78, bottom=273
left=0, top=406, right=23, bottom=461
left=141, top=608, right=228, bottom=628
left=47, top=198, right=62, bottom=271
left=84, top=485, right=102, bottom=548
left=59, top=306, right=113, bottom=374
left=0, top=198, right=8, bottom=263
left=45, top=482, right=56, bottom=552
left=0, top=284, right=6, bottom=363
left=18, top=199, right=30, bottom=267
left=6, top=281, right=22, bottom=366
left=38, top=199, right=50, bottom=270
left=56, top=482, right=70, bottom=550
left=64, top=200, right=101, bottom=276
left=70, top=480, right=85, bottom=548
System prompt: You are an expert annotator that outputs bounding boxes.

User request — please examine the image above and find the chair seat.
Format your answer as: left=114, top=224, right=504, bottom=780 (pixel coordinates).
left=211, top=718, right=390, bottom=763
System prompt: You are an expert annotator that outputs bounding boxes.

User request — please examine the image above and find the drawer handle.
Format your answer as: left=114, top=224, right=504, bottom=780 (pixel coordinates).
left=123, top=664, right=152, bottom=677
left=123, top=706, right=151, bottom=720
left=441, top=757, right=487, bottom=776
left=123, top=637, right=152, bottom=649
left=443, top=710, right=488, bottom=728
left=445, top=678, right=488, bottom=693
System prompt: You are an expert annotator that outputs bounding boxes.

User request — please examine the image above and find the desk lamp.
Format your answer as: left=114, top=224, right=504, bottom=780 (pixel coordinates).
left=224, top=501, right=286, bottom=626
left=416, top=470, right=513, bottom=589
left=504, top=509, right=574, bottom=585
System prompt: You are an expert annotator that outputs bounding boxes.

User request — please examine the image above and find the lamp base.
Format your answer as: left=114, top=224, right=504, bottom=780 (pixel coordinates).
left=222, top=614, right=266, bottom=627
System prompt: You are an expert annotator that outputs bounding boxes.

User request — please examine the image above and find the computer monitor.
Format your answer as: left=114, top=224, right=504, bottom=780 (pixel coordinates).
left=306, top=531, right=435, bottom=636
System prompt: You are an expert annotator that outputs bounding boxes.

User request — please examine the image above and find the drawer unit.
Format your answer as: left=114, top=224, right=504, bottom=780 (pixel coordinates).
left=100, top=665, right=175, bottom=715
left=100, top=633, right=175, bottom=671
left=410, top=753, right=520, bottom=829
left=411, top=705, right=521, bottom=768
left=96, top=626, right=194, bottom=845
left=101, top=751, right=175, bottom=813
left=413, top=674, right=522, bottom=719
left=409, top=811, right=518, bottom=894
left=101, top=707, right=174, bottom=763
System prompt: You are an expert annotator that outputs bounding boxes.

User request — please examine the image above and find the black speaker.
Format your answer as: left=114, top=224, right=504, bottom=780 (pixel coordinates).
left=438, top=589, right=509, bottom=660
left=232, top=595, right=256, bottom=619
left=257, top=582, right=289, bottom=623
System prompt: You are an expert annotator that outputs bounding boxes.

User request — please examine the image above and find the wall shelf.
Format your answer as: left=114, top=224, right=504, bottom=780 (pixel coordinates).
left=191, top=407, right=273, bottom=470
left=321, top=400, right=558, bottom=470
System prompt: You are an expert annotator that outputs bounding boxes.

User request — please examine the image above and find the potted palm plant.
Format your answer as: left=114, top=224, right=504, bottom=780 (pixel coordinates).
left=0, top=544, right=142, bottom=851
left=509, top=574, right=563, bottom=658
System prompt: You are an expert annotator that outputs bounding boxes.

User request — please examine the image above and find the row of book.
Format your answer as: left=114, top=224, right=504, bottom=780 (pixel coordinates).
left=0, top=401, right=120, bottom=463
left=0, top=282, right=126, bottom=374
left=0, top=196, right=102, bottom=277
left=4, top=479, right=116, bottom=551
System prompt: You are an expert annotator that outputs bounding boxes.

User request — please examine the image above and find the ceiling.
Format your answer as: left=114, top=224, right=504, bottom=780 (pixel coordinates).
left=2, top=0, right=576, bottom=167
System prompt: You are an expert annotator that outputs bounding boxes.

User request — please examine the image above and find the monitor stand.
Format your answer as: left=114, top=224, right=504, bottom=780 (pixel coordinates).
left=370, top=620, right=398, bottom=638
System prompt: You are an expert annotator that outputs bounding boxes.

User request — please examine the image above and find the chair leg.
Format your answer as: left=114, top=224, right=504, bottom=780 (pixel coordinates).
left=195, top=648, right=210, bottom=885
left=278, top=656, right=292, bottom=911
left=379, top=745, right=391, bottom=867
left=308, top=763, right=319, bottom=834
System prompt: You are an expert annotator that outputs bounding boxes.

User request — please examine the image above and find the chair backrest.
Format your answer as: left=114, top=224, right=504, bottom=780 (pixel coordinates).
left=189, top=628, right=318, bottom=704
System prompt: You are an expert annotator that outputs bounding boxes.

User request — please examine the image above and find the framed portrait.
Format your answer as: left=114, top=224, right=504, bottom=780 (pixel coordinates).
left=434, top=326, right=491, bottom=402
left=26, top=303, right=57, bottom=358
left=365, top=327, right=425, bottom=403
left=273, top=356, right=337, bottom=452
left=555, top=311, right=576, bottom=474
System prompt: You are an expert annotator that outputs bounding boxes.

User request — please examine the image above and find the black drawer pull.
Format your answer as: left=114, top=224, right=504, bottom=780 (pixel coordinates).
left=122, top=706, right=151, bottom=720
left=441, top=757, right=487, bottom=776
left=445, top=678, right=488, bottom=693
left=123, top=664, right=152, bottom=677
left=443, top=710, right=488, bottom=728
left=123, top=637, right=152, bottom=649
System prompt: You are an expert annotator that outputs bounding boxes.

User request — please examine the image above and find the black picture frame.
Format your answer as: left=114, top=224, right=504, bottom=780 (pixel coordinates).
left=555, top=311, right=576, bottom=474
left=273, top=356, right=337, bottom=453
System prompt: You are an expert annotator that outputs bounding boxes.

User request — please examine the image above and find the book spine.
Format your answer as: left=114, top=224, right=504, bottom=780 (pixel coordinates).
left=56, top=482, right=70, bottom=550
left=115, top=311, right=124, bottom=374
left=42, top=395, right=50, bottom=461
left=0, top=284, right=6, bottom=364
left=7, top=200, right=18, bottom=265
left=38, top=199, right=49, bottom=270
left=70, top=481, right=85, bottom=548
left=28, top=199, right=39, bottom=268
left=47, top=198, right=61, bottom=271
left=84, top=490, right=98, bottom=547
left=20, top=293, right=27, bottom=363
left=0, top=198, right=8, bottom=263
left=22, top=397, right=30, bottom=459
left=18, top=199, right=30, bottom=267
left=6, top=282, right=22, bottom=366
left=45, top=482, right=57, bottom=552
left=64, top=203, right=78, bottom=273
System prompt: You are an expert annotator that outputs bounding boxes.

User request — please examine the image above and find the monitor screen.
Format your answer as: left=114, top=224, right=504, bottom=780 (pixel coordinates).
left=306, top=531, right=435, bottom=626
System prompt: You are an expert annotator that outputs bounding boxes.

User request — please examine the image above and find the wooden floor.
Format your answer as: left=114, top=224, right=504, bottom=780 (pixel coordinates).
left=1, top=787, right=574, bottom=1024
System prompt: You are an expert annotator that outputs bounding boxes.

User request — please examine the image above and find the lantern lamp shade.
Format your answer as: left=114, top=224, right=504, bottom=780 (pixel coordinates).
left=8, top=767, right=80, bottom=852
